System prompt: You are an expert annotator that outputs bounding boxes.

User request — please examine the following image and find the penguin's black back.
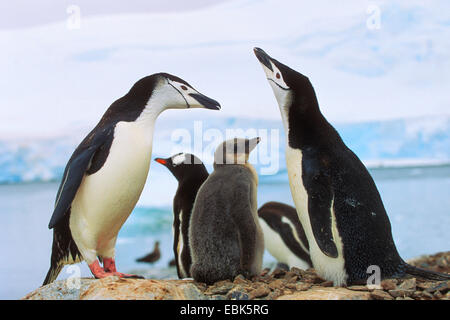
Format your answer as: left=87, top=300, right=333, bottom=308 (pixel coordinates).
left=303, top=138, right=403, bottom=282
left=286, top=81, right=404, bottom=282
left=174, top=168, right=209, bottom=244
left=169, top=156, right=209, bottom=278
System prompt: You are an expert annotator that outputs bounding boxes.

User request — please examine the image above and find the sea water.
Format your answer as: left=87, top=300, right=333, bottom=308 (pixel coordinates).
left=0, top=165, right=449, bottom=299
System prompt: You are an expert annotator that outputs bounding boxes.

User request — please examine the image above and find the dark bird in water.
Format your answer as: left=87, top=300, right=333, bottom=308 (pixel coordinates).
left=169, top=259, right=177, bottom=267
left=136, top=241, right=161, bottom=263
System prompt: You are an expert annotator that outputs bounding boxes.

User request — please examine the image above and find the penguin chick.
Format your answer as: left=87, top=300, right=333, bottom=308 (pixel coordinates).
left=189, top=137, right=265, bottom=284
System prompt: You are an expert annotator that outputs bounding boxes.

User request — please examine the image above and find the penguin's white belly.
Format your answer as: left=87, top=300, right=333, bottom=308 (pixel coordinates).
left=177, top=210, right=188, bottom=278
left=259, top=218, right=310, bottom=270
left=70, top=121, right=153, bottom=262
left=285, top=147, right=347, bottom=285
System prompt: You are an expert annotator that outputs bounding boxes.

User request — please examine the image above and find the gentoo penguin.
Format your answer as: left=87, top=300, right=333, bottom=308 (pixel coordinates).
left=189, top=138, right=265, bottom=284
left=154, top=153, right=209, bottom=278
left=136, top=241, right=161, bottom=263
left=258, top=201, right=312, bottom=270
left=253, top=47, right=450, bottom=285
left=43, top=73, right=220, bottom=285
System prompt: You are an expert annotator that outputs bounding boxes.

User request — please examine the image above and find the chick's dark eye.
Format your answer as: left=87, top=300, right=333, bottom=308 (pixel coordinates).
left=276, top=73, right=281, bottom=79
left=181, top=85, right=188, bottom=91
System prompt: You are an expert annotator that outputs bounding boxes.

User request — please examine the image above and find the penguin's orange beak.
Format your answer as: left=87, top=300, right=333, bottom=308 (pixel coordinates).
left=155, top=158, right=167, bottom=165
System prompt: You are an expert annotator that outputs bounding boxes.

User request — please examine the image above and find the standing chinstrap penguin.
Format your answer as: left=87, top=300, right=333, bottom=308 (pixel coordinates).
left=258, top=201, right=312, bottom=270
left=189, top=138, right=264, bottom=284
left=254, top=47, right=450, bottom=285
left=154, top=153, right=209, bottom=278
left=43, top=73, right=220, bottom=285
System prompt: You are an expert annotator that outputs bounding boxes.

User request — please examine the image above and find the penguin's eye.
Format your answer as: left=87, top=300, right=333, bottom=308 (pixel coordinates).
left=181, top=85, right=188, bottom=91
left=276, top=73, right=281, bottom=79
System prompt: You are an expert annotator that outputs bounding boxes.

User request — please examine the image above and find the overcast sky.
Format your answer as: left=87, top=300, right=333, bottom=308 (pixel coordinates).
left=0, top=0, right=228, bottom=29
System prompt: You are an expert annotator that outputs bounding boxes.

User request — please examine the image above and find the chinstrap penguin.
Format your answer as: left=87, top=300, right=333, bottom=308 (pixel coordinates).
left=189, top=138, right=265, bottom=284
left=154, top=153, right=209, bottom=278
left=258, top=201, right=312, bottom=270
left=43, top=73, right=220, bottom=285
left=136, top=241, right=161, bottom=264
left=254, top=47, right=450, bottom=285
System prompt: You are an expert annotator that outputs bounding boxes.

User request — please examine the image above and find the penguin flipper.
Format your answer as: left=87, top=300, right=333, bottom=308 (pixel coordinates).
left=48, top=125, right=114, bottom=229
left=306, top=172, right=339, bottom=258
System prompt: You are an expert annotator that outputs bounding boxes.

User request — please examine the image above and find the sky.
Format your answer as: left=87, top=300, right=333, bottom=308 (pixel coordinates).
left=0, top=0, right=227, bottom=29
left=1, top=0, right=450, bottom=138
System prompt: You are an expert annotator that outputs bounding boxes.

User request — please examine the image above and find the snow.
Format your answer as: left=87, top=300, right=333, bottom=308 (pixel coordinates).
left=1, top=0, right=450, bottom=139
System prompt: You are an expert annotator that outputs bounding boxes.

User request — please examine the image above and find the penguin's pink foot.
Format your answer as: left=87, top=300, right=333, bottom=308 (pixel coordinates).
left=88, top=260, right=115, bottom=279
left=103, top=258, right=144, bottom=279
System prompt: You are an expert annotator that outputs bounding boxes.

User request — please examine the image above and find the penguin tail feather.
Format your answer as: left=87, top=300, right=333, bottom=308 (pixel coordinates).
left=403, top=263, right=450, bottom=281
left=42, top=263, right=63, bottom=286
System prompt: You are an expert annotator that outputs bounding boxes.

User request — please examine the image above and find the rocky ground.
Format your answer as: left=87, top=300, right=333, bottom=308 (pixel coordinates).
left=24, top=251, right=449, bottom=300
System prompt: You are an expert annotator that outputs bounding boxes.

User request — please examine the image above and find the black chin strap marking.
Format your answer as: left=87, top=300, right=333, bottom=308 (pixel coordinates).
left=268, top=78, right=290, bottom=91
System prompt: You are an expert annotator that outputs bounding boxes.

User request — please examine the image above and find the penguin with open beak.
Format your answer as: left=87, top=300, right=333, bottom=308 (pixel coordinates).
left=43, top=73, right=220, bottom=285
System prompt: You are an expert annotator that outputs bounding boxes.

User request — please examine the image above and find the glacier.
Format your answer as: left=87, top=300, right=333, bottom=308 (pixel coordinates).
left=0, top=114, right=449, bottom=185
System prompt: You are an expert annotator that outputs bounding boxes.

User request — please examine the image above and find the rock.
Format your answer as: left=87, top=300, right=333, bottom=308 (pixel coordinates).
left=233, top=274, right=249, bottom=285
left=289, top=267, right=305, bottom=277
left=270, top=268, right=286, bottom=279
left=285, top=275, right=298, bottom=283
left=227, top=286, right=250, bottom=300
left=381, top=279, right=398, bottom=291
left=23, top=251, right=450, bottom=300
left=420, top=291, right=434, bottom=299
left=347, top=285, right=372, bottom=292
left=24, top=277, right=207, bottom=300
left=388, top=289, right=414, bottom=298
left=296, top=283, right=312, bottom=291
left=321, top=281, right=334, bottom=287
left=397, top=278, right=416, bottom=291
left=268, top=279, right=284, bottom=290
left=370, top=290, right=394, bottom=300
left=424, top=281, right=449, bottom=294
left=285, top=283, right=297, bottom=290
left=408, top=251, right=450, bottom=274
left=277, top=287, right=371, bottom=300
left=417, top=281, right=434, bottom=291
left=260, top=268, right=271, bottom=277
left=267, top=289, right=283, bottom=300
left=248, top=284, right=270, bottom=299
left=204, top=281, right=234, bottom=295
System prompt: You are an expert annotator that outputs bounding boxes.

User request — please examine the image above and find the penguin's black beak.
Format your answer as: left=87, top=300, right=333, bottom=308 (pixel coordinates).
left=253, top=47, right=273, bottom=72
left=251, top=137, right=261, bottom=145
left=247, top=137, right=261, bottom=153
left=189, top=93, right=221, bottom=110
